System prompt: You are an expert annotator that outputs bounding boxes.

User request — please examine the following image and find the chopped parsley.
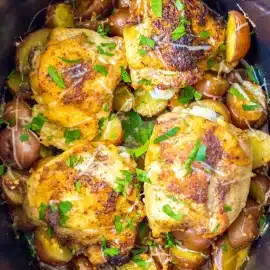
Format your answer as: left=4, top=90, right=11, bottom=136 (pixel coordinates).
left=24, top=113, right=46, bottom=132
left=120, top=66, right=131, bottom=83
left=199, top=30, right=210, bottom=38
left=138, top=48, right=147, bottom=56
left=114, top=170, right=133, bottom=195
left=0, top=164, right=5, bottom=176
left=100, top=42, right=117, bottom=50
left=137, top=79, right=151, bottom=85
left=139, top=35, right=156, bottom=49
left=178, top=86, right=202, bottom=104
left=97, top=45, right=114, bottom=56
left=75, top=181, right=81, bottom=192
left=136, top=168, right=152, bottom=184
left=49, top=204, right=57, bottom=213
left=0, top=118, right=5, bottom=125
left=139, top=222, right=148, bottom=241
left=242, top=102, right=261, bottom=111
left=39, top=203, right=47, bottom=220
left=127, top=140, right=150, bottom=159
left=47, top=227, right=53, bottom=238
left=59, top=201, right=73, bottom=226
left=19, top=133, right=29, bottom=142
left=97, top=24, right=110, bottom=37
left=93, top=64, right=108, bottom=76
left=101, top=236, right=120, bottom=257
left=224, top=205, right=232, bottom=212
left=162, top=204, right=183, bottom=221
left=207, top=58, right=216, bottom=69
left=246, top=65, right=260, bottom=84
left=9, top=119, right=15, bottom=126
left=228, top=86, right=245, bottom=100
left=154, top=127, right=180, bottom=144
left=103, top=104, right=109, bottom=112
left=259, top=215, right=267, bottom=234
left=66, top=155, right=83, bottom=168
left=171, top=24, right=186, bottom=40
left=48, top=65, right=66, bottom=89
left=132, top=255, right=150, bottom=268
left=222, top=243, right=228, bottom=252
left=114, top=216, right=123, bottom=234
left=175, top=0, right=184, bottom=11
left=64, top=128, right=81, bottom=144
left=151, top=0, right=162, bottom=17
left=98, top=117, right=106, bottom=131
left=212, top=223, right=220, bottom=234
left=59, top=57, right=81, bottom=64
left=165, top=232, right=177, bottom=248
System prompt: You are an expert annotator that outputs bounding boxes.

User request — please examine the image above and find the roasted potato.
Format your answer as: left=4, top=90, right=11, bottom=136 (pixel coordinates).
left=16, top=29, right=51, bottom=74
left=248, top=129, right=270, bottom=169
left=168, top=94, right=186, bottom=111
left=172, top=229, right=211, bottom=252
left=99, top=114, right=123, bottom=145
left=226, top=11, right=251, bottom=63
left=170, top=244, right=207, bottom=269
left=0, top=127, right=41, bottom=169
left=115, top=0, right=131, bottom=8
left=108, top=8, right=130, bottom=37
left=11, top=207, right=36, bottom=231
left=3, top=99, right=31, bottom=126
left=113, top=84, right=134, bottom=112
left=133, top=89, right=168, bottom=117
left=249, top=175, right=270, bottom=204
left=75, top=20, right=107, bottom=32
left=1, top=169, right=27, bottom=205
left=212, top=237, right=250, bottom=270
left=45, top=3, right=75, bottom=28
left=6, top=71, right=32, bottom=99
left=194, top=73, right=230, bottom=99
left=226, top=82, right=267, bottom=129
left=73, top=256, right=94, bottom=270
left=189, top=99, right=232, bottom=123
left=227, top=199, right=261, bottom=249
left=75, top=0, right=113, bottom=19
left=35, top=227, right=73, bottom=264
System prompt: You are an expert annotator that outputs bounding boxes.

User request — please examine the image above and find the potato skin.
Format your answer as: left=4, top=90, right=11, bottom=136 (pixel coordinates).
left=109, top=8, right=130, bottom=37
left=113, top=84, right=134, bottom=112
left=249, top=175, right=270, bottom=204
left=73, top=256, right=94, bottom=270
left=226, top=11, right=251, bottom=62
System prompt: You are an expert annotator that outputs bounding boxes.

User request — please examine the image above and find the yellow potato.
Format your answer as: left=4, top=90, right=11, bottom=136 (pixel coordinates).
left=226, top=11, right=251, bottom=63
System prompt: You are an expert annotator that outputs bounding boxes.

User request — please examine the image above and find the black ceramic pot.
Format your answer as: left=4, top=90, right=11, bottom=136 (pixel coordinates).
left=0, top=0, right=269, bottom=269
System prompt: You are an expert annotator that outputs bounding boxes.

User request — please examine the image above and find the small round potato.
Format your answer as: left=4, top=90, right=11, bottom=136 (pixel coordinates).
left=189, top=99, right=232, bottom=123
left=3, top=99, right=31, bottom=126
left=73, top=256, right=94, bottom=270
left=226, top=11, right=251, bottom=63
left=172, top=229, right=211, bottom=252
left=113, top=84, right=134, bottom=112
left=249, top=175, right=270, bottom=204
left=194, top=73, right=230, bottom=99
left=11, top=207, right=36, bottom=231
left=108, top=8, right=130, bottom=37
left=35, top=227, right=73, bottom=264
left=226, top=82, right=267, bottom=129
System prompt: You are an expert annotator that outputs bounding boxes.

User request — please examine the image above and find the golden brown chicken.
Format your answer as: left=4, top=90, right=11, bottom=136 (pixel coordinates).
left=24, top=141, right=145, bottom=265
left=145, top=108, right=253, bottom=239
left=123, top=0, right=225, bottom=93
left=30, top=28, right=127, bottom=148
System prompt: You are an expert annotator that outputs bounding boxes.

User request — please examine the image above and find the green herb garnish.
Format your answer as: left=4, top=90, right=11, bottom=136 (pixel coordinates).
left=138, top=49, right=147, bottom=56
left=136, top=169, right=151, bottom=183
left=154, top=127, right=180, bottom=144
left=66, top=155, right=83, bottom=168
left=64, top=128, right=81, bottom=144
left=151, top=0, right=162, bottom=17
left=24, top=113, right=46, bottom=132
left=120, top=66, right=131, bottom=83
left=137, top=79, right=151, bottom=85
left=100, top=42, right=117, bottom=50
left=132, top=255, right=151, bottom=268
left=207, top=58, right=216, bottom=69
left=97, top=45, right=114, bottom=56
left=246, top=65, right=260, bottom=84
left=59, top=57, right=81, bottom=64
left=212, top=223, right=220, bottom=234
left=48, top=65, right=66, bottom=89
left=101, top=236, right=120, bottom=257
left=114, top=170, right=133, bottom=195
left=165, top=232, right=177, bottom=248
left=222, top=243, right=228, bottom=252
left=242, top=102, right=260, bottom=111
left=171, top=24, right=185, bottom=40
left=139, top=35, right=156, bottom=49
left=19, top=133, right=29, bottom=142
left=47, top=227, right=53, bottom=238
left=39, top=203, right=47, bottom=220
left=59, top=201, right=73, bottom=226
left=93, top=64, right=108, bottom=76
left=178, top=86, right=202, bottom=104
left=162, top=204, right=183, bottom=221
left=0, top=164, right=4, bottom=176
left=97, top=24, right=110, bottom=37
left=175, top=0, right=184, bottom=11
left=229, top=86, right=245, bottom=100
left=224, top=205, right=232, bottom=212
left=75, top=181, right=81, bottom=192
left=199, top=30, right=210, bottom=38
left=114, top=216, right=123, bottom=234
left=128, top=140, right=150, bottom=159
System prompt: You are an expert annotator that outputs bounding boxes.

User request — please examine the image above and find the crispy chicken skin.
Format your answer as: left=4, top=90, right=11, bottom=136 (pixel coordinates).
left=30, top=28, right=127, bottom=145
left=145, top=110, right=253, bottom=238
left=24, top=141, right=145, bottom=264
left=123, top=0, right=225, bottom=92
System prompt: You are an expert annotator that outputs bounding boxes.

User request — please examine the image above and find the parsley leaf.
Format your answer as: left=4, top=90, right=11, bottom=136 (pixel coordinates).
left=120, top=66, right=131, bottom=83
left=50, top=204, right=57, bottom=213
left=171, top=24, right=185, bottom=40
left=64, top=128, right=81, bottom=144
left=132, top=255, right=150, bottom=268
left=136, top=168, right=151, bottom=183
left=178, top=86, right=202, bottom=104
left=138, top=79, right=151, bottom=85
left=0, top=164, right=5, bottom=176
left=165, top=232, right=177, bottom=248
left=75, top=181, right=81, bottom=192
left=93, top=64, right=108, bottom=76
left=127, top=140, right=150, bottom=159
left=97, top=24, right=110, bottom=37
left=199, top=30, right=210, bottom=38
left=47, top=227, right=53, bottom=238
left=39, top=203, right=47, bottom=220
left=139, top=35, right=156, bottom=49
left=101, top=236, right=120, bottom=257
left=259, top=215, right=267, bottom=234
left=195, top=143, right=206, bottom=161
left=229, top=86, right=245, bottom=100
left=246, top=65, right=260, bottom=84
left=138, top=49, right=147, bottom=56
left=114, top=216, right=123, bottom=234
left=224, top=205, right=232, bottom=212
left=114, top=170, right=133, bottom=195
left=175, top=0, right=184, bottom=11
left=25, top=113, right=46, bottom=132
left=154, top=127, right=180, bottom=144
left=48, top=65, right=66, bottom=89
left=59, top=57, right=81, bottom=64
left=212, top=223, right=220, bottom=234
left=207, top=58, right=216, bottom=69
left=242, top=102, right=261, bottom=111
left=19, top=133, right=29, bottom=142
left=66, top=155, right=83, bottom=168
left=162, top=204, right=183, bottom=221
left=58, top=201, right=73, bottom=226
left=100, top=42, right=117, bottom=50
left=97, top=45, right=114, bottom=56
left=98, top=117, right=106, bottom=131
left=222, top=243, right=228, bottom=252
left=151, top=0, right=162, bottom=17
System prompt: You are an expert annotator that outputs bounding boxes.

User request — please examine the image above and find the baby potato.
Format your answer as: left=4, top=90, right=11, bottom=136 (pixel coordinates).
left=113, top=84, right=134, bottom=112
left=1, top=169, right=27, bottom=205
left=11, top=207, right=36, bottom=232
left=249, top=175, right=270, bottom=204
left=226, top=11, right=251, bottom=63
left=194, top=73, right=230, bottom=99
left=227, top=199, right=261, bottom=249
left=170, top=244, right=207, bottom=269
left=73, top=256, right=94, bottom=270
left=3, top=99, right=31, bottom=126
left=99, top=114, right=123, bottom=145
left=6, top=71, right=32, bottom=99
left=115, top=0, right=131, bottom=8
left=109, top=8, right=130, bottom=37
left=172, top=229, right=211, bottom=252
left=226, top=82, right=267, bottom=129
left=133, top=89, right=168, bottom=117
left=45, top=3, right=75, bottom=28
left=35, top=227, right=73, bottom=265
left=16, top=29, right=51, bottom=74
left=212, top=237, right=249, bottom=270
left=189, top=99, right=232, bottom=123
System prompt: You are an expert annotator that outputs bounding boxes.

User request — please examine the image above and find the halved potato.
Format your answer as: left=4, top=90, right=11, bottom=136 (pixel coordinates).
left=226, top=11, right=251, bottom=63
left=113, top=84, right=134, bottom=112
left=6, top=71, right=32, bottom=99
left=189, top=99, right=232, bottom=123
left=170, top=244, right=207, bottom=269
left=98, top=114, right=123, bottom=145
left=168, top=94, right=186, bottom=111
left=73, top=256, right=94, bottom=270
left=16, top=29, right=51, bottom=74
left=249, top=175, right=270, bottom=204
left=11, top=207, right=36, bottom=232
left=1, top=170, right=27, bottom=205
left=212, top=237, right=249, bottom=270
left=133, top=89, right=168, bottom=117
left=35, top=227, right=73, bottom=264
left=45, top=3, right=75, bottom=28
